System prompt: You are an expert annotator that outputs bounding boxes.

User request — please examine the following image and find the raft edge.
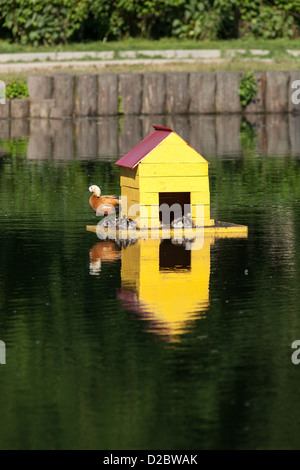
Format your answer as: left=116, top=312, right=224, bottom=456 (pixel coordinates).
left=86, top=221, right=248, bottom=239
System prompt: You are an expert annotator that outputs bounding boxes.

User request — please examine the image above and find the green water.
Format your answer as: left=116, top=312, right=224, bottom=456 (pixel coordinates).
left=1, top=120, right=300, bottom=450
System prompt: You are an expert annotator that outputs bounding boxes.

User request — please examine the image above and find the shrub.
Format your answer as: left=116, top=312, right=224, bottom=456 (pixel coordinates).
left=6, top=80, right=29, bottom=99
left=239, top=72, right=258, bottom=108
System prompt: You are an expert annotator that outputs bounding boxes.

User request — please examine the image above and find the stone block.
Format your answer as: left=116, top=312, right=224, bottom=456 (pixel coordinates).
left=30, top=99, right=55, bottom=118
left=216, top=71, right=243, bottom=114
left=75, top=74, right=97, bottom=117
left=52, top=74, right=75, bottom=116
left=189, top=72, right=216, bottom=114
left=166, top=72, right=189, bottom=114
left=0, top=99, right=10, bottom=119
left=11, top=99, right=29, bottom=119
left=27, top=75, right=52, bottom=100
left=50, top=108, right=70, bottom=119
left=265, top=71, right=289, bottom=113
left=141, top=73, right=166, bottom=115
left=118, top=73, right=142, bottom=115
left=98, top=73, right=118, bottom=116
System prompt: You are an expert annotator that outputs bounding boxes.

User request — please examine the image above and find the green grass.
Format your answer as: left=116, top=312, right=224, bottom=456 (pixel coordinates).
left=1, top=37, right=300, bottom=54
left=1, top=37, right=300, bottom=82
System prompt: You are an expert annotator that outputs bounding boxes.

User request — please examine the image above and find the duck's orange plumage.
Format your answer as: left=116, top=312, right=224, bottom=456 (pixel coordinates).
left=88, top=185, right=120, bottom=216
left=90, top=241, right=121, bottom=263
left=89, top=241, right=121, bottom=275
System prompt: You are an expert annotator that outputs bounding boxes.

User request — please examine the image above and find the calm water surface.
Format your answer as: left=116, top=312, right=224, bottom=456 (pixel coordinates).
left=1, top=116, right=300, bottom=450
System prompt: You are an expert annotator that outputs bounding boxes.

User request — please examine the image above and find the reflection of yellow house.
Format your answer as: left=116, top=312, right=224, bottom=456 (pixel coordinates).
left=86, top=226, right=248, bottom=342
left=119, top=237, right=213, bottom=341
left=115, top=125, right=214, bottom=229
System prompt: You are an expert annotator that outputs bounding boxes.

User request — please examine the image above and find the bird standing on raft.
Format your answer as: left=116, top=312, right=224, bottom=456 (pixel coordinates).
left=88, top=185, right=120, bottom=216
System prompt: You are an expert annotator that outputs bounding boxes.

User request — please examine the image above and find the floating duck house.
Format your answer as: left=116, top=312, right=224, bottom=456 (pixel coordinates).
left=115, top=125, right=247, bottom=234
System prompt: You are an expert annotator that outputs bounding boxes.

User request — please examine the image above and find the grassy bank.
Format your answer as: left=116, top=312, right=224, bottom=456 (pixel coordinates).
left=1, top=58, right=300, bottom=85
left=1, top=37, right=300, bottom=54
left=1, top=37, right=300, bottom=83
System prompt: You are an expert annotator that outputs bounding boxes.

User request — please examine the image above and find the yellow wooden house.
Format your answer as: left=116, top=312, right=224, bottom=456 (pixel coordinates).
left=115, top=125, right=214, bottom=229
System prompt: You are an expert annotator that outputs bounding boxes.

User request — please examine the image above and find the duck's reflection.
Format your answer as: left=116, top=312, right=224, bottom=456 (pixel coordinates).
left=89, top=238, right=137, bottom=275
left=89, top=241, right=121, bottom=275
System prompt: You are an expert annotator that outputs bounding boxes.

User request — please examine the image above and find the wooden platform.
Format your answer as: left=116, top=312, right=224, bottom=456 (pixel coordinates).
left=86, top=221, right=248, bottom=240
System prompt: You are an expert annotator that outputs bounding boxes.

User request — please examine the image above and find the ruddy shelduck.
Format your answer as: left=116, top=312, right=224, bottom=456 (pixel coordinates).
left=88, top=185, right=120, bottom=216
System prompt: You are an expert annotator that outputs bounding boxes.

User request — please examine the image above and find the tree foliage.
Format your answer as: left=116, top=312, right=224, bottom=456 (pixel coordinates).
left=171, top=0, right=300, bottom=40
left=0, top=0, right=299, bottom=45
left=88, top=0, right=184, bottom=40
left=0, top=0, right=89, bottom=45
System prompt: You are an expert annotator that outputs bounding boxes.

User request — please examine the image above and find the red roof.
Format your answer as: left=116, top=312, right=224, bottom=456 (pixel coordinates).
left=115, top=125, right=173, bottom=169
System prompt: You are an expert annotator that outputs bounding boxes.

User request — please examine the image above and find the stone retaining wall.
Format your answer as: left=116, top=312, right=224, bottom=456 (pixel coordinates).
left=0, top=71, right=299, bottom=119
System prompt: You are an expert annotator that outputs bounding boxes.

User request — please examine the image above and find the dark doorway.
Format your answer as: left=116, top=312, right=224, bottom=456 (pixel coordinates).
left=159, top=192, right=191, bottom=225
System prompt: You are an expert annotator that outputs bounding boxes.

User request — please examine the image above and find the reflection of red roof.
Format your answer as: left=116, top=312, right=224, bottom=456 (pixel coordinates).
left=115, top=125, right=173, bottom=169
